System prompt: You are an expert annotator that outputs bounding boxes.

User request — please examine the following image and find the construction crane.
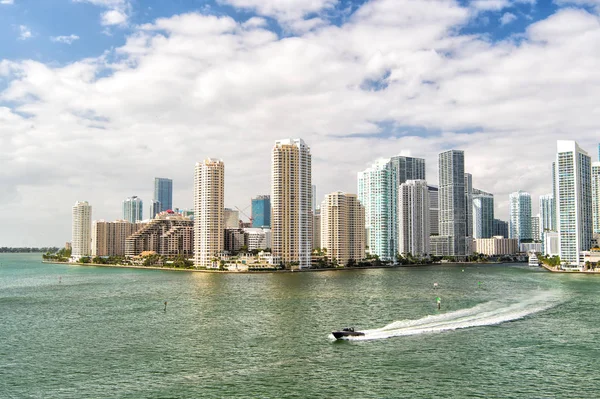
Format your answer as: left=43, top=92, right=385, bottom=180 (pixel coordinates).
left=235, top=205, right=253, bottom=226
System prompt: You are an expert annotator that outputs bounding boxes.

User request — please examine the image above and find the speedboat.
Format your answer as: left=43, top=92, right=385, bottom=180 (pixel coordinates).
left=332, top=327, right=365, bottom=339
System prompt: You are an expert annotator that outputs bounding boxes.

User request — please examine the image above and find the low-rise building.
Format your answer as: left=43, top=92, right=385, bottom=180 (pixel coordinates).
left=520, top=242, right=543, bottom=254
left=544, top=231, right=560, bottom=256
left=92, top=219, right=140, bottom=256
left=224, top=228, right=246, bottom=253
left=474, top=236, right=519, bottom=256
left=244, top=227, right=271, bottom=251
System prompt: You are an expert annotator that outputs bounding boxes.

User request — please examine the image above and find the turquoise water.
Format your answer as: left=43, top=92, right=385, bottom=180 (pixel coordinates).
left=1, top=253, right=600, bottom=398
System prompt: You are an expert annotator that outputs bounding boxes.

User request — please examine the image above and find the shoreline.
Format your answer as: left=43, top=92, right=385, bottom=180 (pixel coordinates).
left=539, top=262, right=600, bottom=274
left=41, top=260, right=510, bottom=274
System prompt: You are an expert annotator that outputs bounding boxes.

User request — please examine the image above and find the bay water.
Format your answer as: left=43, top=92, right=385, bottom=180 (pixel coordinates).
left=1, top=253, right=599, bottom=398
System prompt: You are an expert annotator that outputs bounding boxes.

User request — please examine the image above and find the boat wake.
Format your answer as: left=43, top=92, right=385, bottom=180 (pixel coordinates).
left=346, top=291, right=561, bottom=341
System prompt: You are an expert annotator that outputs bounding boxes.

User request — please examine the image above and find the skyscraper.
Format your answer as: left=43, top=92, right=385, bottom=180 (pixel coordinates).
left=320, top=192, right=365, bottom=266
left=428, top=185, right=439, bottom=236
left=555, top=140, right=592, bottom=266
left=390, top=155, right=426, bottom=184
left=531, top=215, right=540, bottom=241
left=464, top=173, right=473, bottom=239
left=153, top=177, right=173, bottom=216
left=398, top=180, right=430, bottom=257
left=509, top=191, right=532, bottom=242
left=472, top=190, right=494, bottom=239
left=194, top=158, right=225, bottom=268
left=438, top=150, right=466, bottom=257
left=150, top=200, right=161, bottom=220
left=271, top=139, right=312, bottom=269
left=223, top=208, right=240, bottom=229
left=591, top=162, right=600, bottom=234
left=72, top=201, right=92, bottom=259
left=92, top=219, right=139, bottom=257
left=539, top=194, right=556, bottom=233
left=358, top=159, right=396, bottom=261
left=493, top=219, right=509, bottom=238
left=123, top=196, right=143, bottom=223
left=251, top=195, right=271, bottom=227
left=311, top=184, right=317, bottom=213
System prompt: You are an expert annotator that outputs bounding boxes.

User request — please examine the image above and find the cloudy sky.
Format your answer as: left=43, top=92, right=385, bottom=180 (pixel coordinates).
left=1, top=0, right=600, bottom=246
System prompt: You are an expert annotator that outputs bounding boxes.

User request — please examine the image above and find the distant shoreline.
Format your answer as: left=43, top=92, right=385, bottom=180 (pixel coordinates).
left=41, top=260, right=513, bottom=274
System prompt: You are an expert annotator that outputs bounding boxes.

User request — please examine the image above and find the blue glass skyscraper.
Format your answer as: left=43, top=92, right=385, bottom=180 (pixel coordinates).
left=251, top=195, right=271, bottom=227
left=153, top=178, right=173, bottom=216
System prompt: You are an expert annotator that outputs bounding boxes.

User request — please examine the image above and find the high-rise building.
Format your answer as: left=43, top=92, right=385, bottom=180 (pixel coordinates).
left=531, top=215, right=540, bottom=241
left=92, top=220, right=139, bottom=257
left=312, top=208, right=321, bottom=250
left=153, top=178, right=173, bottom=216
left=123, top=196, right=143, bottom=223
left=223, top=208, right=240, bottom=229
left=464, top=173, right=473, bottom=239
left=312, top=184, right=317, bottom=213
left=472, top=190, right=494, bottom=239
left=428, top=185, right=439, bottom=236
left=539, top=194, right=556, bottom=233
left=150, top=200, right=161, bottom=220
left=72, top=201, right=92, bottom=259
left=320, top=192, right=365, bottom=266
left=555, top=140, right=592, bottom=266
left=493, top=219, right=509, bottom=238
left=126, top=211, right=193, bottom=258
left=508, top=191, right=532, bottom=242
left=271, top=139, right=312, bottom=268
left=437, top=150, right=466, bottom=257
left=592, top=162, right=600, bottom=234
left=251, top=195, right=271, bottom=227
left=391, top=155, right=426, bottom=184
left=194, top=158, right=225, bottom=267
left=398, top=180, right=430, bottom=257
left=358, top=159, right=396, bottom=261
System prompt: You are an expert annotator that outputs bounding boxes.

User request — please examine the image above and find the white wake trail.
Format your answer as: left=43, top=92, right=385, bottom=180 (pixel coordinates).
left=347, top=291, right=561, bottom=341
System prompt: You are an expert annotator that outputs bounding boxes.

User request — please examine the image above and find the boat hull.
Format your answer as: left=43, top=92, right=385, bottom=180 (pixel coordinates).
left=332, top=331, right=365, bottom=339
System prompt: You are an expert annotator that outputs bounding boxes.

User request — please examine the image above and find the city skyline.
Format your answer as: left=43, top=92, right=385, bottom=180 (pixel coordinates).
left=3, top=0, right=600, bottom=246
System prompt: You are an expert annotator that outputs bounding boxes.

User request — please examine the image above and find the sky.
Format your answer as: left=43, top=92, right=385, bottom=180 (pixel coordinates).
left=1, top=0, right=600, bottom=246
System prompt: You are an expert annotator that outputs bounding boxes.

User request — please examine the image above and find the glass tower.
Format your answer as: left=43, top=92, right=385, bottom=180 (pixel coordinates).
left=153, top=178, right=173, bottom=216
left=123, top=196, right=143, bottom=223
left=251, top=195, right=271, bottom=228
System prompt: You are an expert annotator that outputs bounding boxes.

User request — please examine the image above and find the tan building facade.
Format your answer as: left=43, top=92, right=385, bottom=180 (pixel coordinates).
left=320, top=192, right=365, bottom=266
left=271, top=139, right=312, bottom=268
left=474, top=236, right=519, bottom=256
left=92, top=220, right=139, bottom=257
left=194, top=158, right=225, bottom=267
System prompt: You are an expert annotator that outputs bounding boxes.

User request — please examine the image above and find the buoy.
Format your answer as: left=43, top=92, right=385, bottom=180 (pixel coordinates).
left=164, top=301, right=168, bottom=312
left=433, top=282, right=438, bottom=288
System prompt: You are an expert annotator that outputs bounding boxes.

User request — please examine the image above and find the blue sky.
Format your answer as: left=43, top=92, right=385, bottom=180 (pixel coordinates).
left=1, top=0, right=600, bottom=246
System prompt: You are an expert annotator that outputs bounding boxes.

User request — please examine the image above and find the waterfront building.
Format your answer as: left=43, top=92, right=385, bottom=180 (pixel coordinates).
left=72, top=201, right=92, bottom=259
left=358, top=159, right=396, bottom=261
left=509, top=191, right=532, bottom=242
left=65, top=242, right=72, bottom=251
left=474, top=236, right=519, bottom=256
left=520, top=242, right=543, bottom=253
left=430, top=236, right=452, bottom=256
left=224, top=208, right=240, bottom=229
left=244, top=227, right=272, bottom=251
left=123, top=196, right=143, bottom=223
left=428, top=185, right=439, bottom=236
left=320, top=192, right=365, bottom=266
left=539, top=194, right=556, bottom=234
left=555, top=140, right=593, bottom=266
left=312, top=208, right=321, bottom=250
left=531, top=215, right=541, bottom=241
left=224, top=228, right=246, bottom=253
left=465, top=173, right=473, bottom=239
left=493, top=219, right=509, bottom=238
left=126, top=211, right=193, bottom=258
left=92, top=220, right=139, bottom=256
left=592, top=162, right=600, bottom=234
left=194, top=158, right=225, bottom=267
left=153, top=177, right=173, bottom=215
left=544, top=231, right=560, bottom=256
left=251, top=195, right=271, bottom=227
left=271, top=139, right=312, bottom=269
left=398, top=180, right=430, bottom=257
left=436, top=150, right=466, bottom=257
left=472, top=190, right=494, bottom=239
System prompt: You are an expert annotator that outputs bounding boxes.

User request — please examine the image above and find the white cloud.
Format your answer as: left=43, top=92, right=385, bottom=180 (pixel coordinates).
left=1, top=0, right=15, bottom=5
left=50, top=34, right=80, bottom=44
left=2, top=3, right=600, bottom=245
left=18, top=25, right=32, bottom=40
left=101, top=9, right=128, bottom=25
left=500, top=12, right=518, bottom=24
